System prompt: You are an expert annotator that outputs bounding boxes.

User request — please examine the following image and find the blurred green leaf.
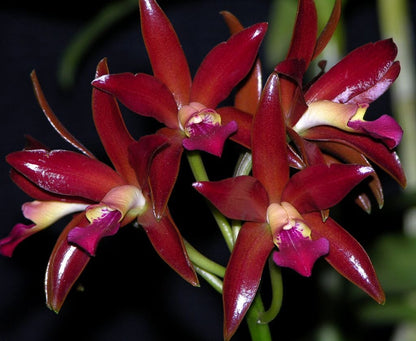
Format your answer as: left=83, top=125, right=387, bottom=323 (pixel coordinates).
left=371, top=234, right=416, bottom=294
left=58, top=0, right=137, bottom=90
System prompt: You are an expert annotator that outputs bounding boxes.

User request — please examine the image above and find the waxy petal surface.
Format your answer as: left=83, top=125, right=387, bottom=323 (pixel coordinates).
left=150, top=129, right=184, bottom=219
left=193, top=176, right=269, bottom=222
left=190, top=23, right=267, bottom=109
left=223, top=222, right=274, bottom=340
left=128, top=134, right=169, bottom=193
left=282, top=164, right=373, bottom=213
left=92, top=73, right=179, bottom=129
left=220, top=10, right=263, bottom=114
left=137, top=208, right=198, bottom=286
left=139, top=0, right=191, bottom=106
left=252, top=73, right=288, bottom=202
left=286, top=0, right=317, bottom=68
left=306, top=39, right=398, bottom=103
left=45, top=213, right=91, bottom=313
left=10, top=169, right=91, bottom=203
left=92, top=59, right=137, bottom=184
left=7, top=150, right=126, bottom=202
left=305, top=212, right=385, bottom=303
left=302, top=126, right=407, bottom=187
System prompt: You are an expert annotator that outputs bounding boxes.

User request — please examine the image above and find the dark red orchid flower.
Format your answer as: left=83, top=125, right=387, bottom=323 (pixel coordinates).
left=91, top=0, right=267, bottom=219
left=274, top=0, right=406, bottom=212
left=194, top=73, right=385, bottom=340
left=0, top=59, right=198, bottom=312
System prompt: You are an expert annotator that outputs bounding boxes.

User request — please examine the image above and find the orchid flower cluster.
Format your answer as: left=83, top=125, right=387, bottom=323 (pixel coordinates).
left=0, top=0, right=406, bottom=339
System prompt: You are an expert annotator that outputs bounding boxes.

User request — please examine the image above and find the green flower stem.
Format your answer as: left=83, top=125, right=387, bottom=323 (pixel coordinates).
left=246, top=293, right=273, bottom=341
left=193, top=265, right=223, bottom=294
left=184, top=239, right=226, bottom=278
left=58, top=0, right=137, bottom=89
left=258, top=257, right=283, bottom=324
left=186, top=151, right=234, bottom=250
left=233, top=151, right=253, bottom=177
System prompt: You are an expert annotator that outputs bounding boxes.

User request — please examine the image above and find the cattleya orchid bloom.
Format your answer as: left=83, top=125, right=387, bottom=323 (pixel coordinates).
left=0, top=59, right=198, bottom=312
left=92, top=0, right=267, bottom=219
left=194, top=73, right=385, bottom=340
left=274, top=0, right=406, bottom=212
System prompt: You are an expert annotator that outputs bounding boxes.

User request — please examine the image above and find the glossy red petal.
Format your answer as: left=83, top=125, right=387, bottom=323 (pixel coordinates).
left=302, top=126, right=407, bottom=188
left=145, top=128, right=184, bottom=219
left=315, top=141, right=384, bottom=208
left=92, top=58, right=137, bottom=184
left=217, top=106, right=253, bottom=149
left=10, top=169, right=91, bottom=203
left=137, top=208, right=198, bottom=286
left=312, top=0, right=342, bottom=59
left=252, top=73, right=289, bottom=202
left=45, top=213, right=91, bottom=313
left=286, top=0, right=317, bottom=69
left=221, top=11, right=263, bottom=114
left=128, top=134, right=169, bottom=194
left=346, top=61, right=400, bottom=104
left=193, top=176, right=269, bottom=222
left=223, top=222, right=274, bottom=340
left=282, top=164, right=373, bottom=213
left=30, top=71, right=95, bottom=159
left=304, top=212, right=385, bottom=304
left=190, top=23, right=267, bottom=109
left=306, top=39, right=398, bottom=103
left=139, top=0, right=191, bottom=107
left=92, top=73, right=179, bottom=128
left=7, top=150, right=126, bottom=202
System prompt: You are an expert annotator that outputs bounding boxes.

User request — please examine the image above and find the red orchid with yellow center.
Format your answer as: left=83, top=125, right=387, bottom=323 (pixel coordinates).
left=274, top=0, right=406, bottom=211
left=194, top=73, right=385, bottom=340
left=91, top=0, right=267, bottom=219
left=0, top=59, right=198, bottom=312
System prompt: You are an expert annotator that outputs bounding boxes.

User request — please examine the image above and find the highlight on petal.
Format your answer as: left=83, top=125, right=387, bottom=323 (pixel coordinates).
left=223, top=221, right=274, bottom=341
left=7, top=149, right=126, bottom=202
left=305, top=39, right=398, bottom=103
left=45, top=213, right=91, bottom=313
left=68, top=207, right=122, bottom=256
left=305, top=212, right=385, bottom=304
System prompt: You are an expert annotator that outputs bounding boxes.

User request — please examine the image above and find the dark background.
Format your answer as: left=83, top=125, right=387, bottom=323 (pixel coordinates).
left=1, top=0, right=414, bottom=340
